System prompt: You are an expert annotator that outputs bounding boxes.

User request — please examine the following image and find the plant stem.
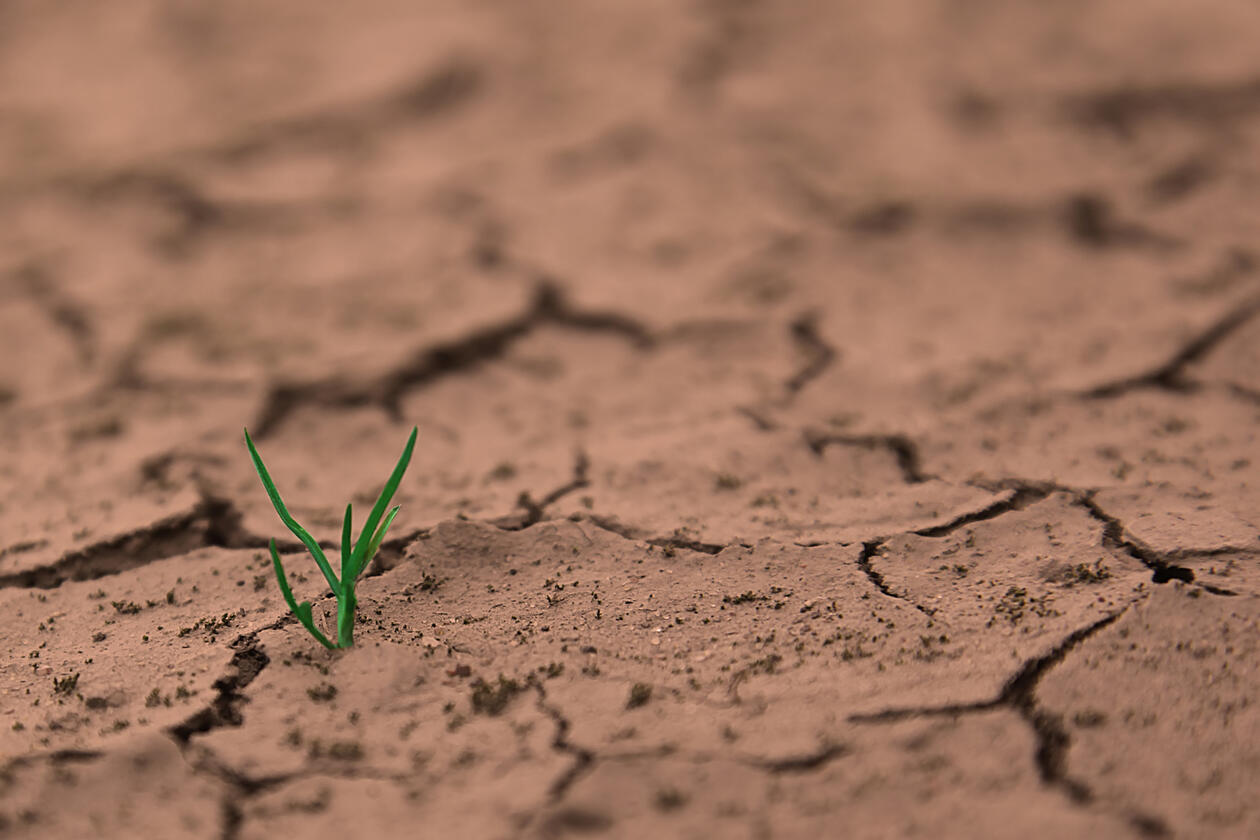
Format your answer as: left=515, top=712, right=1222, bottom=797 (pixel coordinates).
left=336, top=585, right=356, bottom=648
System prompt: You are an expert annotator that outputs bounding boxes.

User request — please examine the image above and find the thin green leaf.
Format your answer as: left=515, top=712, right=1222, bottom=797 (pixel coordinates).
left=245, top=428, right=341, bottom=596
left=349, top=427, right=417, bottom=572
left=269, top=540, right=335, bottom=649
left=352, top=505, right=399, bottom=581
left=340, top=503, right=354, bottom=584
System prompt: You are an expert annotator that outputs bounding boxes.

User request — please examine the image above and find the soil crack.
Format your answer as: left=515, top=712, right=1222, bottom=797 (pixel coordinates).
left=1060, top=192, right=1182, bottom=251
left=645, top=536, right=727, bottom=555
left=198, top=58, right=483, bottom=167
left=490, top=450, right=591, bottom=531
left=1072, top=492, right=1237, bottom=594
left=857, top=540, right=935, bottom=617
left=12, top=262, right=95, bottom=367
left=998, top=612, right=1124, bottom=803
left=0, top=493, right=260, bottom=589
left=1083, top=293, right=1260, bottom=398
left=963, top=478, right=1240, bottom=596
left=744, top=742, right=849, bottom=774
left=784, top=313, right=838, bottom=396
left=575, top=514, right=732, bottom=555
left=0, top=748, right=103, bottom=777
left=1066, top=75, right=1260, bottom=136
left=529, top=678, right=596, bottom=804
left=805, top=428, right=930, bottom=484
left=169, top=726, right=297, bottom=840
left=250, top=282, right=655, bottom=439
left=850, top=610, right=1126, bottom=807
left=914, top=483, right=1057, bottom=537
left=75, top=168, right=291, bottom=260
left=1228, top=382, right=1260, bottom=405
left=167, top=634, right=271, bottom=743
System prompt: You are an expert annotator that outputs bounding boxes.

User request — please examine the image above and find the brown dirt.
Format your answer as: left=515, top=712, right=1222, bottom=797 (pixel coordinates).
left=2, top=2, right=1259, bottom=838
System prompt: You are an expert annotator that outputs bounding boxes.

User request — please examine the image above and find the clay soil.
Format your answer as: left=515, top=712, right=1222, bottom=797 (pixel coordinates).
left=2, top=2, right=1260, bottom=838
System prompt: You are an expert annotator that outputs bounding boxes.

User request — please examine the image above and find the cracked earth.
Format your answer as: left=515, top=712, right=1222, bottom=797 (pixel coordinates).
left=2, top=2, right=1259, bottom=838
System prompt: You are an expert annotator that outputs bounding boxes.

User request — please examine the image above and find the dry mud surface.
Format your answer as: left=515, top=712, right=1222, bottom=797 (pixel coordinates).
left=2, top=2, right=1260, bottom=838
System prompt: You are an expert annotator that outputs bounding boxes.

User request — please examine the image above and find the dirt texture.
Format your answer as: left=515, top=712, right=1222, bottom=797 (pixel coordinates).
left=2, top=2, right=1259, bottom=838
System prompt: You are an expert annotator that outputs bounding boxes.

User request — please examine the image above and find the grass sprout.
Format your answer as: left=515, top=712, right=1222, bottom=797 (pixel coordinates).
left=244, top=426, right=417, bottom=649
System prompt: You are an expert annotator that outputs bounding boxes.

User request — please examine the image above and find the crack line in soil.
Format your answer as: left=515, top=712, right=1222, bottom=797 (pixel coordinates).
left=745, top=742, right=850, bottom=774
left=784, top=313, right=838, bottom=395
left=735, top=405, right=779, bottom=431
left=0, top=494, right=242, bottom=589
left=90, top=169, right=225, bottom=242
left=914, top=484, right=1056, bottom=537
left=202, top=58, right=484, bottom=167
left=167, top=635, right=271, bottom=743
left=805, top=428, right=931, bottom=484
left=530, top=679, right=596, bottom=803
left=193, top=760, right=417, bottom=840
left=138, top=451, right=229, bottom=490
left=1227, top=382, right=1260, bottom=405
left=0, top=491, right=299, bottom=590
left=645, top=536, right=727, bottom=555
left=574, top=513, right=732, bottom=555
left=999, top=612, right=1124, bottom=803
left=168, top=722, right=423, bottom=840
left=63, top=168, right=306, bottom=262
left=490, top=449, right=591, bottom=531
left=250, top=282, right=655, bottom=439
left=160, top=635, right=287, bottom=840
left=527, top=678, right=851, bottom=830
left=0, top=748, right=103, bottom=777
left=160, top=639, right=277, bottom=840
left=0, top=539, right=49, bottom=561
left=857, top=540, right=936, bottom=617
left=963, top=478, right=1239, bottom=596
left=850, top=609, right=1125, bottom=807
left=1083, top=293, right=1260, bottom=398
left=1060, top=192, right=1183, bottom=251
left=195, top=754, right=295, bottom=840
left=1071, top=492, right=1238, bottom=595
left=12, top=262, right=96, bottom=367
left=579, top=513, right=641, bottom=542
left=1065, top=75, right=1260, bottom=136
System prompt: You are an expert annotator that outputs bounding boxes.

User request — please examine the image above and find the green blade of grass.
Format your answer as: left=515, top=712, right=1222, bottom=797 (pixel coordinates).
left=349, top=427, right=417, bottom=573
left=340, top=503, right=353, bottom=584
left=352, top=505, right=399, bottom=581
left=245, top=428, right=341, bottom=596
left=268, top=539, right=335, bottom=650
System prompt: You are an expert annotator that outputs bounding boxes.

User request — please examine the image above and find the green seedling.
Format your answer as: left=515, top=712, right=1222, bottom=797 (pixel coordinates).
left=245, top=426, right=417, bottom=649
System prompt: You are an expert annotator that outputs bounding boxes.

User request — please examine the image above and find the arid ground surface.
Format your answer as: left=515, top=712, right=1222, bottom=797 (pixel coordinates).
left=2, top=2, right=1260, bottom=838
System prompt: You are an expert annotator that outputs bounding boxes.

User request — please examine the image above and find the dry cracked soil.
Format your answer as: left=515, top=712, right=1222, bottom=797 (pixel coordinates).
left=2, top=2, right=1260, bottom=839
